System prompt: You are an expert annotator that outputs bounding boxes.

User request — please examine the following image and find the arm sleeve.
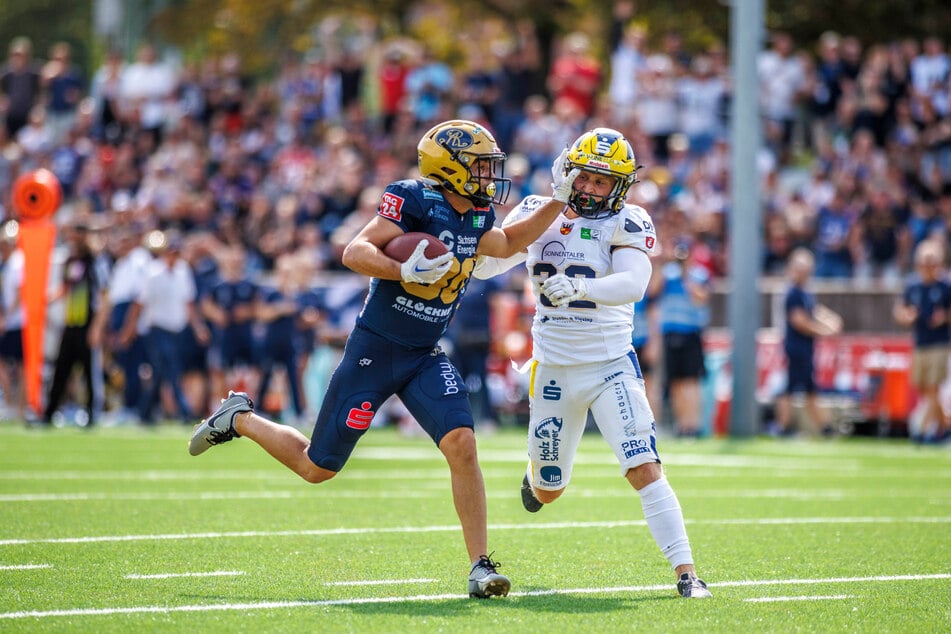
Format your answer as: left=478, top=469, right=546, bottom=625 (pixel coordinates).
left=583, top=247, right=652, bottom=306
left=472, top=201, right=532, bottom=279
left=472, top=251, right=528, bottom=279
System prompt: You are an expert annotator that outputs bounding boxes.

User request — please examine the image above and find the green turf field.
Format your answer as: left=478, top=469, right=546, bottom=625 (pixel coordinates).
left=1, top=422, right=949, bottom=632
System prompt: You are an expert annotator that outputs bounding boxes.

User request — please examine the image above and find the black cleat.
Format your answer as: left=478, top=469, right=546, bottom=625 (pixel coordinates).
left=521, top=473, right=544, bottom=513
left=677, top=572, right=712, bottom=598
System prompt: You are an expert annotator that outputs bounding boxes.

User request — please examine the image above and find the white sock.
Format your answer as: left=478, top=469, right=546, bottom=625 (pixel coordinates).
left=638, top=477, right=694, bottom=569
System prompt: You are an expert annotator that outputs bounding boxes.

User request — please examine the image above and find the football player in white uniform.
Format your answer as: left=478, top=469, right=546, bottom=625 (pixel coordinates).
left=475, top=128, right=712, bottom=598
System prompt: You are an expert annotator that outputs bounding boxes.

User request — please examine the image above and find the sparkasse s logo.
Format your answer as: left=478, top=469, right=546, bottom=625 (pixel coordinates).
left=346, top=402, right=375, bottom=430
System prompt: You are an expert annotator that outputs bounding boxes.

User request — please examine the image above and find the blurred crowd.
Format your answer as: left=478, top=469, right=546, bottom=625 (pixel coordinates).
left=1, top=3, right=950, bottom=426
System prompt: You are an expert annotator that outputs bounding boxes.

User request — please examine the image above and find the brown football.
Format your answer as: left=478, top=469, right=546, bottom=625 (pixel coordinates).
left=383, top=232, right=450, bottom=262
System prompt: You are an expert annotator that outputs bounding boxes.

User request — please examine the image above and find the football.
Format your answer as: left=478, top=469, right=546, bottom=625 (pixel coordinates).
left=383, top=231, right=450, bottom=262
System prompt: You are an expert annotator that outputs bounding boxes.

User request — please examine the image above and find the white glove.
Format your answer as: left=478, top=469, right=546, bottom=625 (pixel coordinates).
left=541, top=274, right=588, bottom=307
left=400, top=240, right=453, bottom=284
left=550, top=149, right=580, bottom=204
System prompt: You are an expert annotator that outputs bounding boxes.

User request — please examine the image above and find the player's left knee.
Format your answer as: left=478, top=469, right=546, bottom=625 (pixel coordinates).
left=438, top=427, right=477, bottom=464
left=626, top=461, right=663, bottom=490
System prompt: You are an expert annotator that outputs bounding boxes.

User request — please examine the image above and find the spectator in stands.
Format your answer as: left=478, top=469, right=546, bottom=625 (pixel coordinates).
left=810, top=31, right=846, bottom=151
left=119, top=230, right=210, bottom=424
left=813, top=185, right=858, bottom=279
left=607, top=3, right=646, bottom=127
left=41, top=41, right=84, bottom=145
left=758, top=31, right=808, bottom=164
left=637, top=53, right=679, bottom=163
left=909, top=37, right=949, bottom=121
left=457, top=48, right=501, bottom=127
left=677, top=54, right=727, bottom=157
left=851, top=185, right=910, bottom=282
left=893, top=239, right=951, bottom=443
left=491, top=20, right=544, bottom=151
left=774, top=248, right=843, bottom=436
left=89, top=47, right=126, bottom=143
left=546, top=32, right=602, bottom=119
left=512, top=95, right=558, bottom=175
left=90, top=223, right=152, bottom=425
left=377, top=45, right=411, bottom=135
left=119, top=42, right=178, bottom=142
left=405, top=45, right=454, bottom=129
left=255, top=252, right=306, bottom=424
left=0, top=36, right=41, bottom=139
left=15, top=103, right=54, bottom=158
left=763, top=212, right=796, bottom=276
left=203, top=245, right=260, bottom=413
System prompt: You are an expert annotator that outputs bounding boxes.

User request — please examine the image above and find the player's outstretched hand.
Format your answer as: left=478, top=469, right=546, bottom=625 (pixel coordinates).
left=542, top=273, right=588, bottom=306
left=550, top=149, right=580, bottom=204
left=400, top=239, right=453, bottom=284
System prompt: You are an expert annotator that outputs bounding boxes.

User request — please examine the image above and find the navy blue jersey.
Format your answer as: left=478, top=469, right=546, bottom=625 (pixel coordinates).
left=903, top=278, right=951, bottom=347
left=192, top=256, right=220, bottom=300
left=784, top=286, right=816, bottom=358
left=209, top=278, right=258, bottom=363
left=259, top=286, right=297, bottom=352
left=209, top=279, right=258, bottom=329
left=357, top=179, right=496, bottom=348
left=295, top=287, right=324, bottom=352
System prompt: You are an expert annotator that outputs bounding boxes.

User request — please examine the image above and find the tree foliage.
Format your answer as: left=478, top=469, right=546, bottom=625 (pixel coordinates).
left=2, top=0, right=951, bottom=79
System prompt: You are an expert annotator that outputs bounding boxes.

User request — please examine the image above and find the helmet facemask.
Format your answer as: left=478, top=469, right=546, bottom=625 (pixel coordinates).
left=567, top=172, right=630, bottom=219
left=449, top=149, right=511, bottom=207
left=563, top=128, right=638, bottom=219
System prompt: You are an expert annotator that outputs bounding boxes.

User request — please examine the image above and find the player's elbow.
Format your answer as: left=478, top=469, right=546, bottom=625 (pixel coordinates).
left=340, top=241, right=361, bottom=272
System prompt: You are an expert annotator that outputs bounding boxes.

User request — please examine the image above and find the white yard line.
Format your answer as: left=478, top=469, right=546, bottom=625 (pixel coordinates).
left=324, top=578, right=436, bottom=586
left=125, top=571, right=245, bottom=580
left=0, top=564, right=51, bottom=570
left=0, top=490, right=443, bottom=502
left=4, top=487, right=948, bottom=503
left=1, top=462, right=949, bottom=481
left=744, top=594, right=855, bottom=603
left=0, top=573, right=947, bottom=620
left=1, top=516, right=949, bottom=546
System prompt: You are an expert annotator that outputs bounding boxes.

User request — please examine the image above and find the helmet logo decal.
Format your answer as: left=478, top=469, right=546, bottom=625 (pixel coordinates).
left=435, top=128, right=474, bottom=150
left=595, top=137, right=616, bottom=154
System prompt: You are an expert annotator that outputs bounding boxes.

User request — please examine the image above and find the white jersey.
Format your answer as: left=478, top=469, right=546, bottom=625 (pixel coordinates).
left=505, top=195, right=657, bottom=365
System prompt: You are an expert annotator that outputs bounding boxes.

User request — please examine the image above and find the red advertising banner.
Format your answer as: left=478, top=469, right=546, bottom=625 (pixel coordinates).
left=704, top=329, right=917, bottom=430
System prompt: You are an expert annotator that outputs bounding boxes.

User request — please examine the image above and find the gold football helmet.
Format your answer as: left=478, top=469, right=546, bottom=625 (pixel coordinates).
left=418, top=120, right=511, bottom=206
left=563, top=128, right=638, bottom=218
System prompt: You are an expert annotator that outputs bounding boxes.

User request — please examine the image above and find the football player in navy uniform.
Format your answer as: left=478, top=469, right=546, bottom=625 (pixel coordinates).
left=474, top=128, right=712, bottom=598
left=189, top=119, right=579, bottom=598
